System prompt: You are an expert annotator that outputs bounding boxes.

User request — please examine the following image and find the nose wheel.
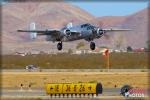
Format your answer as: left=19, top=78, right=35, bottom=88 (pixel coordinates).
left=57, top=42, right=62, bottom=50
left=90, top=42, right=95, bottom=50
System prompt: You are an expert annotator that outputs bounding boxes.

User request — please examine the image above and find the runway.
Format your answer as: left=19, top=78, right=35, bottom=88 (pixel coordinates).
left=1, top=88, right=149, bottom=99
left=1, top=87, right=121, bottom=95
left=1, top=70, right=149, bottom=99
left=1, top=87, right=122, bottom=99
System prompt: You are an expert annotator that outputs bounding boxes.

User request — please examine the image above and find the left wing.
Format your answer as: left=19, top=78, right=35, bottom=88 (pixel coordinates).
left=17, top=29, right=61, bottom=36
left=18, top=30, right=46, bottom=33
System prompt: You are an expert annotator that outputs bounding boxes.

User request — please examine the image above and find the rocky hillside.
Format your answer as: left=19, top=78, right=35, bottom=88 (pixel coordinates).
left=2, top=2, right=95, bottom=43
left=1, top=2, right=148, bottom=54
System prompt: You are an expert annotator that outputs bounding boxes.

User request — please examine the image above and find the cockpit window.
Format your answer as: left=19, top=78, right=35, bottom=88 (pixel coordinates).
left=81, top=23, right=91, bottom=28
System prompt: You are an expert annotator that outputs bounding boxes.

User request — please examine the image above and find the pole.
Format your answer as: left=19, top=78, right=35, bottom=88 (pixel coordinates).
left=107, top=52, right=110, bottom=72
left=103, top=49, right=110, bottom=72
left=20, top=83, right=23, bottom=91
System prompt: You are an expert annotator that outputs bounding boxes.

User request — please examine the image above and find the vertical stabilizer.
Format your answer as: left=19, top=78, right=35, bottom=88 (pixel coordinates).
left=30, top=22, right=37, bottom=39
left=66, top=22, right=73, bottom=28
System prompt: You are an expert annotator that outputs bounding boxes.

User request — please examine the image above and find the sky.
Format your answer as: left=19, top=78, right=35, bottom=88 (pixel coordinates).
left=70, top=2, right=148, bottom=17
left=0, top=1, right=148, bottom=17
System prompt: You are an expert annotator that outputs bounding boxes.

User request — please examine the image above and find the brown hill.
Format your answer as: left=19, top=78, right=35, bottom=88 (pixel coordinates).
left=119, top=8, right=148, bottom=48
left=96, top=16, right=127, bottom=27
left=1, top=2, right=148, bottom=54
left=2, top=2, right=94, bottom=43
left=2, top=2, right=95, bottom=54
left=94, top=8, right=148, bottom=49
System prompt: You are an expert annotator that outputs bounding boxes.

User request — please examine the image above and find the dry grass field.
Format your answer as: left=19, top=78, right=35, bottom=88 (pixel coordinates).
left=1, top=72, right=149, bottom=89
left=1, top=52, right=149, bottom=69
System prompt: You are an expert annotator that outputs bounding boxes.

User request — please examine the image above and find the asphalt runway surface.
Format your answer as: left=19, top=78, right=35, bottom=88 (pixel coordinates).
left=1, top=87, right=120, bottom=95
left=1, top=87, right=123, bottom=99
left=1, top=69, right=149, bottom=99
left=1, top=88, right=149, bottom=99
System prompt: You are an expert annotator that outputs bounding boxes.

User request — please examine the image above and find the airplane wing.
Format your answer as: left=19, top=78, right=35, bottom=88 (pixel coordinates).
left=17, top=29, right=61, bottom=36
left=69, top=30, right=80, bottom=35
left=18, top=30, right=46, bottom=33
left=102, top=28, right=132, bottom=32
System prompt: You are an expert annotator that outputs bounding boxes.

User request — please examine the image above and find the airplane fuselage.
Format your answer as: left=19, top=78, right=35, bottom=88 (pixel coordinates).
left=46, top=23, right=103, bottom=42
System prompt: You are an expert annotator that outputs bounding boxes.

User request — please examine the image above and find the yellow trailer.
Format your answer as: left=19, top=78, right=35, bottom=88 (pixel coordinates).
left=45, top=82, right=102, bottom=96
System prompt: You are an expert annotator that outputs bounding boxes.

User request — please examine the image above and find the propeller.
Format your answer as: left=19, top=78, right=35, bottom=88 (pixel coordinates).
left=95, top=28, right=111, bottom=40
left=62, top=22, right=73, bottom=37
left=92, top=21, right=110, bottom=40
left=103, top=33, right=111, bottom=40
left=95, top=28, right=104, bottom=36
left=64, top=29, right=71, bottom=36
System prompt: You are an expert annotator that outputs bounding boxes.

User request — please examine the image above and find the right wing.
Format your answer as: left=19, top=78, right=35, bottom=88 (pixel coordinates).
left=102, top=28, right=132, bottom=32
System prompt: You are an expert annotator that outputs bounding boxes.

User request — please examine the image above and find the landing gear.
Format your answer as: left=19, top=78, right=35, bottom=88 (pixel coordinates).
left=57, top=42, right=62, bottom=50
left=90, top=42, right=95, bottom=50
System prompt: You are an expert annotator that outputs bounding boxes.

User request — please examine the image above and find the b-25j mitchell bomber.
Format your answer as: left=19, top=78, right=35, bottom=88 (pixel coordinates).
left=18, top=23, right=130, bottom=50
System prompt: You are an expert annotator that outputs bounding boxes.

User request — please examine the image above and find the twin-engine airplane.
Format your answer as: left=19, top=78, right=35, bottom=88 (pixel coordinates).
left=18, top=23, right=130, bottom=50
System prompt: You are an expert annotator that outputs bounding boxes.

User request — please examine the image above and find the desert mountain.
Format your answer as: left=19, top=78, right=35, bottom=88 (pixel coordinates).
left=1, top=2, right=149, bottom=54
left=96, top=16, right=127, bottom=27
left=118, top=8, right=148, bottom=48
left=2, top=2, right=94, bottom=43
left=94, top=8, right=148, bottom=49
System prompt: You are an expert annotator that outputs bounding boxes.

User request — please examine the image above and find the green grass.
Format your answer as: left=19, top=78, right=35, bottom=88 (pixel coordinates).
left=1, top=52, right=149, bottom=69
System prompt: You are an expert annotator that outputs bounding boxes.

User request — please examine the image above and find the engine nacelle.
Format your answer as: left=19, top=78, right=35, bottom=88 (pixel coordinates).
left=97, top=28, right=104, bottom=36
left=64, top=29, right=71, bottom=37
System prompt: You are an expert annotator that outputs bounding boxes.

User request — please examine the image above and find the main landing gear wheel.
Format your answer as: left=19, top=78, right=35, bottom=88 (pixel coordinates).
left=57, top=42, right=62, bottom=50
left=90, top=42, right=95, bottom=50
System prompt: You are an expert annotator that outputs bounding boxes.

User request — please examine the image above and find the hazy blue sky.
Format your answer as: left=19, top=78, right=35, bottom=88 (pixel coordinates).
left=70, top=2, right=148, bottom=17
left=1, top=1, right=148, bottom=17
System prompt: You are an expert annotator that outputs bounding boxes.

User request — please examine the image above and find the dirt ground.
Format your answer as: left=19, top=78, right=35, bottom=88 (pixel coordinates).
left=1, top=72, right=149, bottom=88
